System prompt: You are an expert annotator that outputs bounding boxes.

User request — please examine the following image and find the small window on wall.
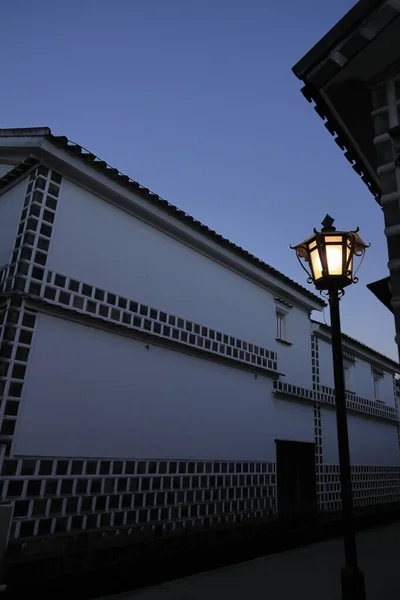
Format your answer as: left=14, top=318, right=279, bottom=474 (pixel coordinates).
left=343, top=359, right=354, bottom=392
left=373, top=371, right=384, bottom=402
left=274, top=299, right=292, bottom=346
left=276, top=310, right=291, bottom=345
left=276, top=311, right=285, bottom=340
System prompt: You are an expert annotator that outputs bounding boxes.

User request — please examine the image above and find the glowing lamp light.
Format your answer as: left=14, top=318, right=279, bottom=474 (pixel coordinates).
left=291, top=214, right=369, bottom=292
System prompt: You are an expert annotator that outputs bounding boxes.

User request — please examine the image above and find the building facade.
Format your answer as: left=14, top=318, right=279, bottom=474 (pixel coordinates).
left=0, top=127, right=399, bottom=583
left=292, top=0, right=400, bottom=354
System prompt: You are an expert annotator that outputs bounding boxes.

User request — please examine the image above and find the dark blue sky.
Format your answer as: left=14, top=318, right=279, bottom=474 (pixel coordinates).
left=2, top=0, right=396, bottom=360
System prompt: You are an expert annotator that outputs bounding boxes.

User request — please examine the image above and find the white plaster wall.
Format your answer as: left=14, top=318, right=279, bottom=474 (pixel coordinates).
left=321, top=406, right=400, bottom=466
left=378, top=373, right=396, bottom=407
left=0, top=180, right=25, bottom=268
left=318, top=339, right=335, bottom=389
left=47, top=179, right=306, bottom=355
left=318, top=338, right=395, bottom=404
left=13, top=313, right=315, bottom=460
left=273, top=307, right=313, bottom=389
left=352, top=359, right=375, bottom=400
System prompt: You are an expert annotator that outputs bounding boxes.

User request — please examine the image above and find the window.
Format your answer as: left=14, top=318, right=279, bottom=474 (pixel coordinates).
left=274, top=299, right=292, bottom=345
left=276, top=311, right=286, bottom=342
left=343, top=360, right=353, bottom=392
left=343, top=353, right=355, bottom=392
left=373, top=371, right=384, bottom=402
left=344, top=366, right=351, bottom=391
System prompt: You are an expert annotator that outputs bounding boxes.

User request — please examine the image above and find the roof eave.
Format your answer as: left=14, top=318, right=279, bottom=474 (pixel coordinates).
left=299, top=83, right=382, bottom=204
left=0, top=127, right=51, bottom=138
left=0, top=127, right=325, bottom=309
left=293, top=0, right=384, bottom=79
left=312, top=319, right=399, bottom=371
left=41, top=134, right=327, bottom=309
left=292, top=1, right=400, bottom=205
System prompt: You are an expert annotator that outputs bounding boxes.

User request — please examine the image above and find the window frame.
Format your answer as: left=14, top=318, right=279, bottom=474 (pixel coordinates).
left=343, top=358, right=354, bottom=392
left=372, top=370, right=384, bottom=402
left=275, top=306, right=292, bottom=346
left=276, top=310, right=286, bottom=341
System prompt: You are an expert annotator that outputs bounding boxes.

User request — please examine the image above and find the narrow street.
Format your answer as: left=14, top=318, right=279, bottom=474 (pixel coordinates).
left=100, top=522, right=400, bottom=600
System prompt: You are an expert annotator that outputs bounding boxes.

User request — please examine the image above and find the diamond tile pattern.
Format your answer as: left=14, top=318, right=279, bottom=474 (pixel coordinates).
left=393, top=375, right=400, bottom=449
left=0, top=166, right=60, bottom=456
left=319, top=465, right=400, bottom=512
left=1, top=457, right=276, bottom=548
left=311, top=335, right=323, bottom=505
left=23, top=268, right=279, bottom=374
left=273, top=380, right=398, bottom=422
left=1, top=162, right=400, bottom=565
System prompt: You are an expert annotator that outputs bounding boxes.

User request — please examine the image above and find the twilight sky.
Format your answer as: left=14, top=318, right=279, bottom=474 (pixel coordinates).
left=2, top=0, right=397, bottom=360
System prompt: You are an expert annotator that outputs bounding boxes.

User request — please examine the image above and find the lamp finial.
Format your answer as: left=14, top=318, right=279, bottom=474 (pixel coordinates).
left=321, top=214, right=336, bottom=232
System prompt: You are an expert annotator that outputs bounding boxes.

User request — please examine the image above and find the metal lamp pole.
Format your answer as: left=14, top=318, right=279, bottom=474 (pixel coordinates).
left=291, top=215, right=369, bottom=600
left=329, top=289, right=365, bottom=600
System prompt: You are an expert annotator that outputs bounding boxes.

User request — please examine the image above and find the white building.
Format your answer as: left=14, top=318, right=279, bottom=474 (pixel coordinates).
left=0, top=127, right=399, bottom=578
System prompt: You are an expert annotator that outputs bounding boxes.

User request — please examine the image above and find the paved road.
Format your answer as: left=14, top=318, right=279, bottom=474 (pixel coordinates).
left=99, top=523, right=400, bottom=599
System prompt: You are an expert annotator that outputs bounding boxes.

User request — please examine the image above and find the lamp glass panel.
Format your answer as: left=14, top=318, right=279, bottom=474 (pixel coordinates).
left=309, top=247, right=323, bottom=281
left=325, top=235, right=344, bottom=276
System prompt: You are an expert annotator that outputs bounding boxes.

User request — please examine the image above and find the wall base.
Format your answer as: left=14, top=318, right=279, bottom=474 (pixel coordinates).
left=4, top=500, right=400, bottom=600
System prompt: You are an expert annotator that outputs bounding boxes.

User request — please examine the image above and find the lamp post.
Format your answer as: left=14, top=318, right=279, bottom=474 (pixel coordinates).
left=291, top=215, right=369, bottom=600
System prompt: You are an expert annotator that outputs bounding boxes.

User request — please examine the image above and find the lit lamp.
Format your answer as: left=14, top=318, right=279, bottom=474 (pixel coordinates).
left=291, top=214, right=368, bottom=292
left=291, top=215, right=369, bottom=600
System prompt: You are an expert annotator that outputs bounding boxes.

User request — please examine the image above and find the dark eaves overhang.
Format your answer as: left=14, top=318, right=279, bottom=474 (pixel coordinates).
left=294, top=0, right=385, bottom=78
left=367, top=275, right=393, bottom=311
left=292, top=0, right=400, bottom=205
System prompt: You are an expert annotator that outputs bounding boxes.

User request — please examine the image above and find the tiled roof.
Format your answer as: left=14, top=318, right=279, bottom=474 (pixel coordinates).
left=0, top=127, right=325, bottom=307
left=312, top=319, right=399, bottom=370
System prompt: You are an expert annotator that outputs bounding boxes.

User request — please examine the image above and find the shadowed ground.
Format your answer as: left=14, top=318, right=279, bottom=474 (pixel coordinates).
left=100, top=522, right=400, bottom=600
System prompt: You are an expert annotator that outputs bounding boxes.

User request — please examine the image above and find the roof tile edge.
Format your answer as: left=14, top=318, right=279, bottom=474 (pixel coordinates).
left=0, top=127, right=326, bottom=308
left=312, top=319, right=399, bottom=370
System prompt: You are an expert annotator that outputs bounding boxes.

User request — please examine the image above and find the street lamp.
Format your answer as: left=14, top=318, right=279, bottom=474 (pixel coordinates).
left=291, top=214, right=369, bottom=600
